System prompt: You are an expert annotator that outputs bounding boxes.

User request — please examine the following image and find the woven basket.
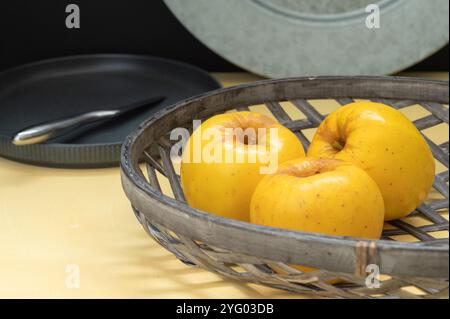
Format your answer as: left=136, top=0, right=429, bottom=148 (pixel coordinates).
left=121, top=76, right=449, bottom=299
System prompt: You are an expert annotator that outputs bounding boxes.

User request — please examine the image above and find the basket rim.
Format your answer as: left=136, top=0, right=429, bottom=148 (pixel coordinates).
left=121, top=75, right=449, bottom=277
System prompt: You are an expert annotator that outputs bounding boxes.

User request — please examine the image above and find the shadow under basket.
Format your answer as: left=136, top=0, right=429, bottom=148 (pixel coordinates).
left=121, top=76, right=449, bottom=299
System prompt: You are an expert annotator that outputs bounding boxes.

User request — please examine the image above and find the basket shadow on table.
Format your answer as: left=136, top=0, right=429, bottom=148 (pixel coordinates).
left=112, top=225, right=305, bottom=298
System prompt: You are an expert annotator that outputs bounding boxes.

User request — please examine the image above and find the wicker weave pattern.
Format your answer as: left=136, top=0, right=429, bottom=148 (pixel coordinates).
left=122, top=77, right=449, bottom=299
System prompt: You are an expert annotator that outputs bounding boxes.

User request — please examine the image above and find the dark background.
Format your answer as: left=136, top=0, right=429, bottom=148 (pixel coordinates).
left=0, top=0, right=448, bottom=73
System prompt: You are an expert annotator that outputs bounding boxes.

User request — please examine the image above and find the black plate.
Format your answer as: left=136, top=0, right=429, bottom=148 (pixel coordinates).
left=0, top=54, right=221, bottom=168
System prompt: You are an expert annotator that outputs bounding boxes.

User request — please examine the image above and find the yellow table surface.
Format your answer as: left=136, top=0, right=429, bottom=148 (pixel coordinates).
left=0, top=72, right=448, bottom=299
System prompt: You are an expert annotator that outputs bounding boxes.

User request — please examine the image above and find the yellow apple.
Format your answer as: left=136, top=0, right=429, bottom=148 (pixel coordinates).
left=180, top=111, right=306, bottom=221
left=250, top=157, right=384, bottom=239
left=308, top=101, right=435, bottom=221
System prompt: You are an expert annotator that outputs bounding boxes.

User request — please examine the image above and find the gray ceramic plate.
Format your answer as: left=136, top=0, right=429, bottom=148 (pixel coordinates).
left=164, top=0, right=449, bottom=78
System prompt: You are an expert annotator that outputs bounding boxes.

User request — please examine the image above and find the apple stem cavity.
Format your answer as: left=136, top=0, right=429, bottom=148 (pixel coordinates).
left=332, top=140, right=345, bottom=151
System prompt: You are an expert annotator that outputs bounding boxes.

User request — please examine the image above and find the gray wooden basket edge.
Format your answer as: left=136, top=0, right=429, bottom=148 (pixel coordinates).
left=121, top=172, right=448, bottom=279
left=121, top=76, right=449, bottom=280
left=127, top=76, right=449, bottom=123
